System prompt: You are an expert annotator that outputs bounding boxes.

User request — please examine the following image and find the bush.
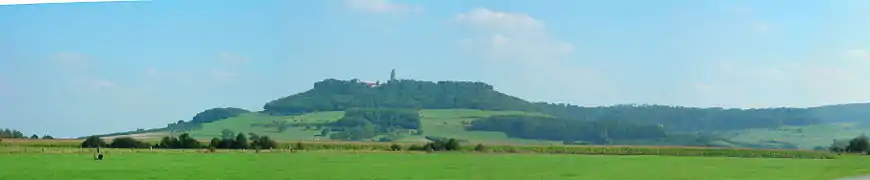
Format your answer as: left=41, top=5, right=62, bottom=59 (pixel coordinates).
left=81, top=136, right=107, bottom=148
left=209, top=138, right=221, bottom=148
left=294, top=142, right=305, bottom=150
left=444, top=138, right=460, bottom=151
left=234, top=133, right=249, bottom=149
left=474, top=143, right=486, bottom=152
left=408, top=144, right=424, bottom=151
left=177, top=133, right=201, bottom=149
left=390, top=144, right=402, bottom=151
left=110, top=137, right=150, bottom=148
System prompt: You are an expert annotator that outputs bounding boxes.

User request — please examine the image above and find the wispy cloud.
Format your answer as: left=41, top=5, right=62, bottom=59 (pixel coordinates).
left=0, top=0, right=145, bottom=6
left=345, top=0, right=422, bottom=14
left=455, top=8, right=574, bottom=62
left=454, top=8, right=613, bottom=104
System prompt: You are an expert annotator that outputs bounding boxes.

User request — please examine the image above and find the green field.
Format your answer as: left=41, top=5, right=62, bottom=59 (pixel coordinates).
left=159, top=109, right=557, bottom=144
left=101, top=109, right=870, bottom=150
left=0, top=152, right=867, bottom=180
left=719, top=123, right=870, bottom=149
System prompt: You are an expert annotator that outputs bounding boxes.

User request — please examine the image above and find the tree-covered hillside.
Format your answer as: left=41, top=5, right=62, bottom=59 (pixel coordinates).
left=191, top=107, right=250, bottom=124
left=92, top=78, right=870, bottom=149
left=261, top=78, right=826, bottom=133
left=467, top=115, right=667, bottom=144
left=534, top=103, right=819, bottom=132
left=263, top=79, right=534, bottom=114
left=809, top=103, right=870, bottom=123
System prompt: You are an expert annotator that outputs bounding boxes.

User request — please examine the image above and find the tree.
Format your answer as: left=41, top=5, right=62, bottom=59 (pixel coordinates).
left=110, top=137, right=149, bottom=148
left=159, top=136, right=179, bottom=149
left=190, top=107, right=250, bottom=123
left=390, top=143, right=402, bottom=151
left=81, top=136, right=107, bottom=148
left=474, top=143, right=486, bottom=152
left=177, top=133, right=200, bottom=149
left=221, top=129, right=235, bottom=140
left=29, top=134, right=38, bottom=139
left=209, top=137, right=221, bottom=148
left=846, top=134, right=869, bottom=153
left=258, top=136, right=277, bottom=149
left=41, top=135, right=54, bottom=139
left=444, top=138, right=460, bottom=151
left=233, top=133, right=249, bottom=149
left=293, top=142, right=304, bottom=150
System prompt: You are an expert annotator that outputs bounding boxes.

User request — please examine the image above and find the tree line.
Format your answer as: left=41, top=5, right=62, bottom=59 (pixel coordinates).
left=0, top=128, right=26, bottom=138
left=467, top=115, right=668, bottom=144
left=80, top=131, right=277, bottom=150
left=827, top=134, right=870, bottom=154
left=533, top=103, right=821, bottom=132
left=259, top=79, right=837, bottom=134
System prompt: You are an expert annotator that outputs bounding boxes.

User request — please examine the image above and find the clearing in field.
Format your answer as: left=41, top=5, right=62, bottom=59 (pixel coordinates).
left=0, top=152, right=867, bottom=180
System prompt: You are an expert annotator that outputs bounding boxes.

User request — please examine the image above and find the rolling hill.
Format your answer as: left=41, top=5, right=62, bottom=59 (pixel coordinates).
left=90, top=78, right=870, bottom=149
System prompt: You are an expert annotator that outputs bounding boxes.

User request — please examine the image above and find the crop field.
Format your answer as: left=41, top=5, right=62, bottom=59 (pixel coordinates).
left=0, top=151, right=868, bottom=180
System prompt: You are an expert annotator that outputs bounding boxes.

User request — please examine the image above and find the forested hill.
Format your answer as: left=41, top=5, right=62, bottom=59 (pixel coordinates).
left=533, top=103, right=819, bottom=132
left=808, top=103, right=870, bottom=123
left=263, top=79, right=535, bottom=115
left=259, top=79, right=870, bottom=133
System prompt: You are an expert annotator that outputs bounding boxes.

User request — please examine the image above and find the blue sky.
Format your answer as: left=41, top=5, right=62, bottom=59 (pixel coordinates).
left=1, top=0, right=869, bottom=137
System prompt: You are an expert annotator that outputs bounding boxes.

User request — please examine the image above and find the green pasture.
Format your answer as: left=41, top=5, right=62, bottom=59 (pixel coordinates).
left=719, top=123, right=870, bottom=149
left=0, top=152, right=866, bottom=180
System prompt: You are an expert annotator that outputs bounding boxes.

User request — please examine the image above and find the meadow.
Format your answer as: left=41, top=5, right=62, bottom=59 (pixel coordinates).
left=720, top=123, right=870, bottom=149
left=1, top=138, right=864, bottom=179
left=0, top=151, right=868, bottom=180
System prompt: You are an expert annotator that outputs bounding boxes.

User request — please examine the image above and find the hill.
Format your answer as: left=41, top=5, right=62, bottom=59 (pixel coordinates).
left=90, top=78, right=870, bottom=149
left=262, top=79, right=535, bottom=115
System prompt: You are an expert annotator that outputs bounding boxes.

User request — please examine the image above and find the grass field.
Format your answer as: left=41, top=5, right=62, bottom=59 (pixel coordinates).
left=0, top=152, right=867, bottom=180
left=719, top=123, right=870, bottom=149
left=162, top=109, right=559, bottom=144
left=93, top=109, right=870, bottom=149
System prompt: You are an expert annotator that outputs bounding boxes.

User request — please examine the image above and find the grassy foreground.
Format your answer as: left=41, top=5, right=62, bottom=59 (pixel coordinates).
left=0, top=152, right=867, bottom=180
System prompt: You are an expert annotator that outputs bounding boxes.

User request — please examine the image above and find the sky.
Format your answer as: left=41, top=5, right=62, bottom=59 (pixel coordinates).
left=1, top=0, right=869, bottom=137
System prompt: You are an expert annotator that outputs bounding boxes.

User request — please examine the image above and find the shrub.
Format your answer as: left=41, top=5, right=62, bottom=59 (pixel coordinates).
left=408, top=144, right=424, bottom=151
left=294, top=142, right=305, bottom=150
left=177, top=133, right=201, bottom=149
left=444, top=138, right=460, bottom=151
left=110, top=137, right=150, bottom=148
left=159, top=136, right=180, bottom=148
left=258, top=136, right=277, bottom=149
left=81, top=136, right=107, bottom=148
left=209, top=138, right=221, bottom=148
left=390, top=144, right=402, bottom=151
left=234, top=133, right=249, bottom=149
left=474, top=143, right=486, bottom=152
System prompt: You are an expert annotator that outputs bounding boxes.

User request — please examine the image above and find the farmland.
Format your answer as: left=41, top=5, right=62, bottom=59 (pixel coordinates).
left=0, top=151, right=868, bottom=180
